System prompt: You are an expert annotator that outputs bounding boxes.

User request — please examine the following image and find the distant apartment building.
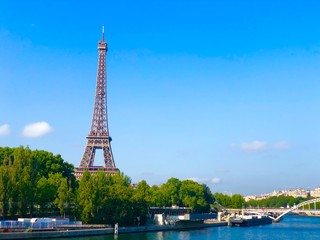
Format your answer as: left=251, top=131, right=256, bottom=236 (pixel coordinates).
left=284, top=188, right=310, bottom=198
left=310, top=187, right=320, bottom=198
left=245, top=188, right=316, bottom=202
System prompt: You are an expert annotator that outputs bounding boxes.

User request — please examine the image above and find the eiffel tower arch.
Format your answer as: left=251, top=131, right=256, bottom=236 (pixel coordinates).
left=75, top=27, right=119, bottom=180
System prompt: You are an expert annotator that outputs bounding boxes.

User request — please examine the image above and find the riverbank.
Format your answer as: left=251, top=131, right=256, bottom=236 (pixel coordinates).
left=0, top=221, right=227, bottom=239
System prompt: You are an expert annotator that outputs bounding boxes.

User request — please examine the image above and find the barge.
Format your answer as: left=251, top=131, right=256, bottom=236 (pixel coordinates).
left=229, top=214, right=272, bottom=227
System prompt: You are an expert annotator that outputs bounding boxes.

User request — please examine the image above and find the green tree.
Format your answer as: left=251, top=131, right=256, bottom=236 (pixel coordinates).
left=76, top=170, right=94, bottom=223
left=214, top=193, right=232, bottom=208
left=0, top=157, right=12, bottom=218
left=55, top=178, right=71, bottom=217
left=91, top=171, right=109, bottom=223
left=31, top=150, right=75, bottom=186
left=161, top=178, right=182, bottom=207
left=105, top=172, right=134, bottom=225
left=203, top=184, right=215, bottom=208
left=132, top=180, right=152, bottom=225
left=246, top=195, right=309, bottom=209
left=0, top=147, right=14, bottom=166
left=179, top=180, right=211, bottom=213
left=36, top=177, right=56, bottom=216
left=230, top=194, right=245, bottom=209
left=149, top=185, right=163, bottom=207
left=14, top=147, right=34, bottom=217
left=0, top=146, right=76, bottom=218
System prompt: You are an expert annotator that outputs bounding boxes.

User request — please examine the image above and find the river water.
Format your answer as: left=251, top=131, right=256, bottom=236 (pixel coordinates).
left=62, top=215, right=320, bottom=240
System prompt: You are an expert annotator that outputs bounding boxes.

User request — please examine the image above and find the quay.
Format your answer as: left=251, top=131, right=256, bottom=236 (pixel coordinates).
left=0, top=221, right=227, bottom=239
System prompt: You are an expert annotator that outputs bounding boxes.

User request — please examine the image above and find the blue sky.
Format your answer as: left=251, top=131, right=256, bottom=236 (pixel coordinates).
left=1, top=0, right=320, bottom=195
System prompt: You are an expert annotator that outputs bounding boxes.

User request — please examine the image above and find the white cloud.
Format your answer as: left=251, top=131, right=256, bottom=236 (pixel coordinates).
left=187, top=177, right=222, bottom=184
left=22, top=121, right=53, bottom=138
left=235, top=140, right=291, bottom=152
left=211, top=177, right=221, bottom=184
left=239, top=140, right=268, bottom=152
left=0, top=124, right=10, bottom=136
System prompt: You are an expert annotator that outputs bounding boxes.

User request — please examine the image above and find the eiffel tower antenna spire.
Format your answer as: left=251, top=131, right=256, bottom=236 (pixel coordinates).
left=102, top=25, right=105, bottom=40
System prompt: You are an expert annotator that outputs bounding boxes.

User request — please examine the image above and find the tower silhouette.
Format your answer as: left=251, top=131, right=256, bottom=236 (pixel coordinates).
left=75, top=27, right=118, bottom=179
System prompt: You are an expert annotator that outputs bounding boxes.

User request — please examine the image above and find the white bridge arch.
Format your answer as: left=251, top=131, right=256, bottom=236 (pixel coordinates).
left=272, top=198, right=320, bottom=222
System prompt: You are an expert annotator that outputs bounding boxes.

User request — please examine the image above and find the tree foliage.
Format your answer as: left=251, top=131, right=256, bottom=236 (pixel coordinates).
left=148, top=178, right=215, bottom=213
left=0, top=146, right=75, bottom=218
left=213, top=193, right=312, bottom=210
left=0, top=146, right=216, bottom=225
left=246, top=196, right=310, bottom=208
left=179, top=180, right=213, bottom=213
left=214, top=193, right=245, bottom=209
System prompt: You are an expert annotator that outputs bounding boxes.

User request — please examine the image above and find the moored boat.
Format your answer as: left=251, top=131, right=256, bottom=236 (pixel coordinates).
left=229, top=214, right=272, bottom=227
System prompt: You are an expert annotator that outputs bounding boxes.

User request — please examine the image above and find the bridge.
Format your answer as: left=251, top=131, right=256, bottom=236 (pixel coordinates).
left=244, top=198, right=320, bottom=222
left=216, top=198, right=320, bottom=222
left=272, top=198, right=320, bottom=222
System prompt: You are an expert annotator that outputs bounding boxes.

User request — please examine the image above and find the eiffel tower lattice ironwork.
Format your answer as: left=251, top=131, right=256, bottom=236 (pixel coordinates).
left=75, top=27, right=118, bottom=179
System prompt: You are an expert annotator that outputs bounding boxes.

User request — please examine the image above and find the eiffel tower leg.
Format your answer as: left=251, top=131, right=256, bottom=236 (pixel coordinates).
left=80, top=145, right=96, bottom=167
left=102, top=146, right=115, bottom=168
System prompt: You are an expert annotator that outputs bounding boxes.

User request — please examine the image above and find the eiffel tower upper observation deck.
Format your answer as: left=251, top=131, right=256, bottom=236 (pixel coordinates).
left=74, top=27, right=119, bottom=180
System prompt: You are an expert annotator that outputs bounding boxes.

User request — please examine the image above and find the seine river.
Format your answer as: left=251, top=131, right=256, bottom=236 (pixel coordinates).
left=62, top=215, right=320, bottom=240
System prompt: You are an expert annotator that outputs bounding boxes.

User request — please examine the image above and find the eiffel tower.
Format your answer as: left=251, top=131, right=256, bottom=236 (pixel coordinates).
left=75, top=27, right=119, bottom=180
